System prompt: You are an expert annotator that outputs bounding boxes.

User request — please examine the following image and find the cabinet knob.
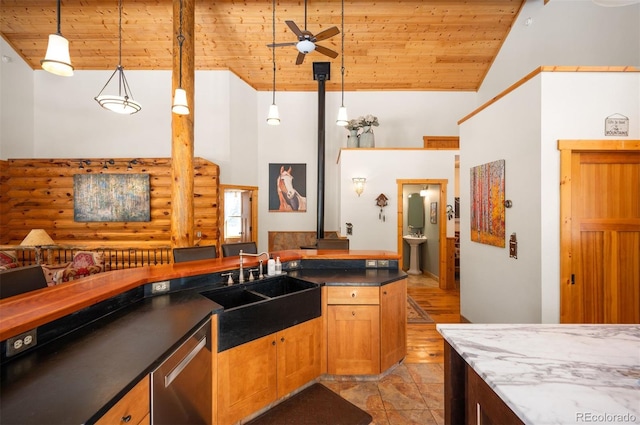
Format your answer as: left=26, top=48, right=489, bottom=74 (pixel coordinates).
left=351, top=292, right=356, bottom=298
left=352, top=311, right=356, bottom=316
left=280, top=337, right=285, bottom=343
left=121, top=415, right=132, bottom=423
left=272, top=340, right=276, bottom=346
left=383, top=291, right=387, bottom=295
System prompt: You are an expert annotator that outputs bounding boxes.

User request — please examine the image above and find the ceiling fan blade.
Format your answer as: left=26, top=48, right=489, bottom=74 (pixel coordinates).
left=286, top=20, right=304, bottom=38
left=267, top=42, right=298, bottom=48
left=315, top=45, right=339, bottom=59
left=295, top=52, right=306, bottom=65
left=314, top=26, right=340, bottom=42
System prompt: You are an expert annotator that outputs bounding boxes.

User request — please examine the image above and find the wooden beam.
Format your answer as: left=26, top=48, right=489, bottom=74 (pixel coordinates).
left=171, top=0, right=195, bottom=248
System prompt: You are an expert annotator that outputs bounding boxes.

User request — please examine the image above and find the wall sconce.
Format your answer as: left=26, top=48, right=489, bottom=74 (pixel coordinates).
left=127, top=159, right=139, bottom=170
left=420, top=186, right=429, bottom=197
left=78, top=160, right=91, bottom=169
left=103, top=159, right=115, bottom=169
left=353, top=177, right=366, bottom=196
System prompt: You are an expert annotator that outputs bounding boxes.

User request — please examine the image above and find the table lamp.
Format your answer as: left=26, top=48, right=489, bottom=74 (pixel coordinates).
left=20, top=229, right=55, bottom=265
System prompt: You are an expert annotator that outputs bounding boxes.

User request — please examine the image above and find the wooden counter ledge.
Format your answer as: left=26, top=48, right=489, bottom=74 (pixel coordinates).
left=0, top=250, right=398, bottom=341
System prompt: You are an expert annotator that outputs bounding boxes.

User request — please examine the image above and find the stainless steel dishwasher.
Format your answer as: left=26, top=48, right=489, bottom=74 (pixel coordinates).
left=151, top=318, right=211, bottom=424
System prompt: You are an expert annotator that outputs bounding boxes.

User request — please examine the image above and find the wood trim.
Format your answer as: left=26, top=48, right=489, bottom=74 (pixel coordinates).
left=423, top=136, right=459, bottom=150
left=396, top=178, right=450, bottom=289
left=459, top=66, right=639, bottom=125
left=557, top=139, right=640, bottom=323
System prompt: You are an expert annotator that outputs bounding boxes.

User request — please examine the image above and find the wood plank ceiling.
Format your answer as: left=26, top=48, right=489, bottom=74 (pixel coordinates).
left=1, top=0, right=525, bottom=92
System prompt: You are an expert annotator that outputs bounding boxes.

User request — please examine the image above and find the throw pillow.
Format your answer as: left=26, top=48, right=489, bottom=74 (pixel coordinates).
left=0, top=250, right=19, bottom=269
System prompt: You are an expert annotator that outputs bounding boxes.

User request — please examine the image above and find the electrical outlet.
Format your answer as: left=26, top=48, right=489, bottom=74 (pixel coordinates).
left=196, top=231, right=202, bottom=238
left=151, top=281, right=170, bottom=294
left=289, top=260, right=299, bottom=269
left=366, top=259, right=377, bottom=268
left=6, top=328, right=37, bottom=357
left=378, top=260, right=389, bottom=268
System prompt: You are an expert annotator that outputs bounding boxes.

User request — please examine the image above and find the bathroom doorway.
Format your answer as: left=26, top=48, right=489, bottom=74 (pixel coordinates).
left=397, top=179, right=449, bottom=289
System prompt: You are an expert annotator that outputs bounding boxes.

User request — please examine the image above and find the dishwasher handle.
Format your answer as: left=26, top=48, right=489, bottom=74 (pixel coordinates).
left=164, top=336, right=207, bottom=388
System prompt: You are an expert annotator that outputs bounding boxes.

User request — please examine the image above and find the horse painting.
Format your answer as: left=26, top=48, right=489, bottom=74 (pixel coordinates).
left=276, top=165, right=307, bottom=211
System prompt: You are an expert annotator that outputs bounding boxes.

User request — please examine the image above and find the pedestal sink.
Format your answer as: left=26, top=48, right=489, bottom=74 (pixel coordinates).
left=404, top=235, right=427, bottom=275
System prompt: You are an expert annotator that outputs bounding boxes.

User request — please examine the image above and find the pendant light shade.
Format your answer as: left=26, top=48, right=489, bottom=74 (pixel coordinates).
left=267, top=0, right=280, bottom=125
left=41, top=1, right=73, bottom=76
left=267, top=104, right=281, bottom=125
left=172, top=88, right=189, bottom=115
left=172, top=0, right=190, bottom=115
left=94, top=0, right=141, bottom=114
left=336, top=0, right=348, bottom=126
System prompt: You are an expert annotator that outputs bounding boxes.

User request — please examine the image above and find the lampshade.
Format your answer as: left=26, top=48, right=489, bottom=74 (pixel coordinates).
left=296, top=39, right=316, bottom=54
left=20, top=229, right=55, bottom=247
left=95, top=93, right=142, bottom=115
left=41, top=33, right=74, bottom=77
left=336, top=106, right=349, bottom=126
left=353, top=177, right=366, bottom=197
left=172, top=88, right=190, bottom=115
left=267, top=104, right=281, bottom=125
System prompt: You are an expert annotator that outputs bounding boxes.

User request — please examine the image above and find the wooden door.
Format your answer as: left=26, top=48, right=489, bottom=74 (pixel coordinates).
left=327, top=305, right=380, bottom=375
left=276, top=317, right=322, bottom=396
left=217, top=334, right=277, bottom=424
left=559, top=140, right=640, bottom=323
left=380, top=279, right=407, bottom=371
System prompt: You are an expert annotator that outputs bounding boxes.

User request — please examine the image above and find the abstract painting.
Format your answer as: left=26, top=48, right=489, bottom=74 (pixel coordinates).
left=74, top=174, right=150, bottom=222
left=470, top=160, right=505, bottom=247
left=269, top=163, right=307, bottom=212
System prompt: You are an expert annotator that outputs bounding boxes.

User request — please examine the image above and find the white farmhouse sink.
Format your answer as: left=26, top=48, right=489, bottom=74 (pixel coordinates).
left=403, top=235, right=427, bottom=275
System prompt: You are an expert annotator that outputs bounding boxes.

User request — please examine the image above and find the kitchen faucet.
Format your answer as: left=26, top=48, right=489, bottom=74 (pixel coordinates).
left=238, top=250, right=270, bottom=282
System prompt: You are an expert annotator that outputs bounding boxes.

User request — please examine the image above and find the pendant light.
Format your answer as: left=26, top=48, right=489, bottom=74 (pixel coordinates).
left=336, top=0, right=348, bottom=126
left=41, top=0, right=73, bottom=76
left=94, top=0, right=142, bottom=114
left=267, top=0, right=281, bottom=125
left=172, top=0, right=190, bottom=115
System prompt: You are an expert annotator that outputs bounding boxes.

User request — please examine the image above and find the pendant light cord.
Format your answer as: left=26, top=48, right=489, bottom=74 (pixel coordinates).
left=340, top=0, right=345, bottom=106
left=177, top=0, right=185, bottom=88
left=56, top=0, right=62, bottom=35
left=272, top=0, right=276, bottom=105
left=118, top=0, right=122, bottom=65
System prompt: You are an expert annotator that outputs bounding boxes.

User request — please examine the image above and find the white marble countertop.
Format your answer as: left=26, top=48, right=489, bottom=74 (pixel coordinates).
left=437, top=324, right=640, bottom=425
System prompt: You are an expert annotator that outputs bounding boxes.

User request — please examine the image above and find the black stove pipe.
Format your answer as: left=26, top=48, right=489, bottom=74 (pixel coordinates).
left=313, top=62, right=330, bottom=241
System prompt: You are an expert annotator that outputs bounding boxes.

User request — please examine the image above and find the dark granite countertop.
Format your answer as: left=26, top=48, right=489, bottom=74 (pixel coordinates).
left=0, top=291, right=219, bottom=425
left=289, top=268, right=407, bottom=286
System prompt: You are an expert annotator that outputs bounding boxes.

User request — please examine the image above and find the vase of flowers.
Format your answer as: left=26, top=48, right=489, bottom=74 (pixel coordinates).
left=358, top=114, right=379, bottom=148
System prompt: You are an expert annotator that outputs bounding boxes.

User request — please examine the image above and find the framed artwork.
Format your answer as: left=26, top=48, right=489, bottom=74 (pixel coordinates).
left=470, top=159, right=505, bottom=247
left=430, top=202, right=437, bottom=224
left=269, top=163, right=307, bottom=212
left=74, top=174, right=151, bottom=222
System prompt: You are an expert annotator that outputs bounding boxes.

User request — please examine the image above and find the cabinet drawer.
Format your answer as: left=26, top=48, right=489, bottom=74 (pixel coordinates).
left=327, top=286, right=379, bottom=305
left=96, top=376, right=150, bottom=425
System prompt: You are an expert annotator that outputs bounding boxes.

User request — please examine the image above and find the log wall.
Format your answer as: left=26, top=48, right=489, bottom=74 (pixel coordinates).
left=0, top=158, right=220, bottom=250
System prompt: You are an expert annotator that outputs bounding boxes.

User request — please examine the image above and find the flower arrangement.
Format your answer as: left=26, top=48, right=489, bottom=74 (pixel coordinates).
left=345, top=114, right=379, bottom=132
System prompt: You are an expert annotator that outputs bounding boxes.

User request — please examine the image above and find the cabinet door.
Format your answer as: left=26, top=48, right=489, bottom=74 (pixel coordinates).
left=327, top=305, right=380, bottom=375
left=96, top=376, right=149, bottom=425
left=466, top=365, right=523, bottom=425
left=217, top=334, right=277, bottom=425
left=277, top=317, right=322, bottom=396
left=380, top=279, right=407, bottom=371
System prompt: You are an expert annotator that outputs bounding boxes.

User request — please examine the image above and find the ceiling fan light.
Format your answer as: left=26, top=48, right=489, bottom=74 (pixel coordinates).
left=267, top=104, right=281, bottom=125
left=172, top=88, right=190, bottom=115
left=336, top=106, right=348, bottom=126
left=41, top=34, right=74, bottom=77
left=296, top=39, right=316, bottom=54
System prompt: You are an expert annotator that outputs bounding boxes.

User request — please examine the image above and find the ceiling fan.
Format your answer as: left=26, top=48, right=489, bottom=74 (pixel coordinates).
left=267, top=0, right=340, bottom=65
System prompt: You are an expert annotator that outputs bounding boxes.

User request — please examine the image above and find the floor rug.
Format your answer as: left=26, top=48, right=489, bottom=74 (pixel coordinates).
left=246, top=383, right=372, bottom=425
left=407, top=295, right=434, bottom=323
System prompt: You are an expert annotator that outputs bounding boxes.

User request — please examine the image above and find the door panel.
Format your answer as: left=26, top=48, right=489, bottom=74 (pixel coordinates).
left=561, top=144, right=640, bottom=324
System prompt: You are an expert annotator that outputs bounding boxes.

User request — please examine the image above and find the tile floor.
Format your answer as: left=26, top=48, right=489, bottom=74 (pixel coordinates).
left=320, top=359, right=445, bottom=425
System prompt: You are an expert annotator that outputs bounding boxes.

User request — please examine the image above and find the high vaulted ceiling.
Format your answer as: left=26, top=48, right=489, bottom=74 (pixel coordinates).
left=1, top=0, right=525, bottom=92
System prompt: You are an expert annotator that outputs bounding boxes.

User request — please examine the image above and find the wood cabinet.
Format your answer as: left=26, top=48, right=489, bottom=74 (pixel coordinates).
left=217, top=317, right=322, bottom=425
left=444, top=342, right=523, bottom=425
left=327, top=279, right=407, bottom=375
left=95, top=376, right=150, bottom=425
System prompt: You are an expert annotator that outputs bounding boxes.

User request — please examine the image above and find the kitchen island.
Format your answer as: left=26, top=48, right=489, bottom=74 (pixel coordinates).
left=438, top=324, right=640, bottom=425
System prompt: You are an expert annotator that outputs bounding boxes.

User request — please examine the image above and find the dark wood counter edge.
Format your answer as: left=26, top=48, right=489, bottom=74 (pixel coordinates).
left=0, top=250, right=399, bottom=341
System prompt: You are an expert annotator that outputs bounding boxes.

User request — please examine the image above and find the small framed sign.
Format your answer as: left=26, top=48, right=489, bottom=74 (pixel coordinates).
left=605, top=113, right=629, bottom=137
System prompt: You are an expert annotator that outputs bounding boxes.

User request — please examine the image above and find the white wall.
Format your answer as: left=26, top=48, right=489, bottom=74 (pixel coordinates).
left=338, top=150, right=457, bottom=253
left=460, top=71, right=639, bottom=324
left=479, top=0, right=640, bottom=104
